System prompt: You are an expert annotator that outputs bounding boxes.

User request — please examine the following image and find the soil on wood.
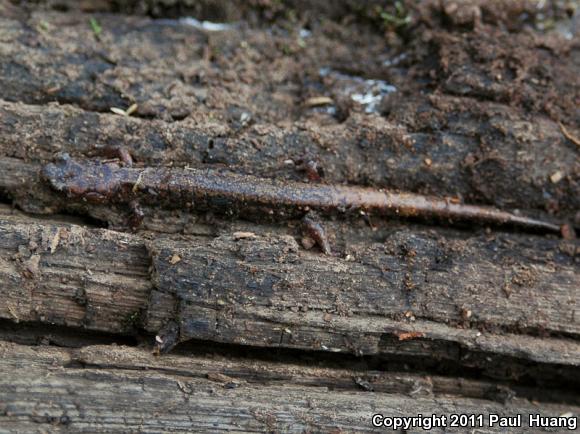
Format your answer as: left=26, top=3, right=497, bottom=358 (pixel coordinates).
left=1, top=0, right=578, bottom=223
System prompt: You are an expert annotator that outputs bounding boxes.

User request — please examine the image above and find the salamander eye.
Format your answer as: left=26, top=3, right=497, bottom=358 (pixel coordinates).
left=41, top=163, right=66, bottom=192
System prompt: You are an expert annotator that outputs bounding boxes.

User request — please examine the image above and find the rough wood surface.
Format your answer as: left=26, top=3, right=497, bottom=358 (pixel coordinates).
left=0, top=1, right=578, bottom=432
left=1, top=206, right=578, bottom=370
left=147, top=232, right=580, bottom=364
left=0, top=206, right=151, bottom=332
left=1, top=341, right=578, bottom=433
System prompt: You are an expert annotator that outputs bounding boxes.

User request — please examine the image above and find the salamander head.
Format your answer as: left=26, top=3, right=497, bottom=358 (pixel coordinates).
left=41, top=154, right=89, bottom=196
left=41, top=154, right=119, bottom=202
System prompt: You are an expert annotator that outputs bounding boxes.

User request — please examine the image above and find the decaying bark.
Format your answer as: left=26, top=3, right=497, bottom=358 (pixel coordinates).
left=1, top=205, right=578, bottom=369
left=146, top=231, right=580, bottom=363
left=0, top=9, right=578, bottom=218
left=0, top=206, right=152, bottom=333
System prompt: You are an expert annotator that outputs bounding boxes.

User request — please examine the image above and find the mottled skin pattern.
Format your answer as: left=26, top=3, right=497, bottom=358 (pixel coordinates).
left=42, top=155, right=563, bottom=239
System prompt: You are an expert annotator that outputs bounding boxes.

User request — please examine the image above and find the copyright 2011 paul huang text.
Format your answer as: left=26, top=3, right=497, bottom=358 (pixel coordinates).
left=371, top=413, right=577, bottom=431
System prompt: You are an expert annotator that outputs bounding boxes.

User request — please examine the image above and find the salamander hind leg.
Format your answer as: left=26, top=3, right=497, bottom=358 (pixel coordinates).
left=301, top=212, right=332, bottom=255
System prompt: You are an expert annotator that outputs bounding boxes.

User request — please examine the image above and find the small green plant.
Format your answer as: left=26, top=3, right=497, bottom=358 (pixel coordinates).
left=38, top=20, right=50, bottom=33
left=123, top=310, right=142, bottom=331
left=89, top=17, right=102, bottom=38
left=378, top=1, right=411, bottom=30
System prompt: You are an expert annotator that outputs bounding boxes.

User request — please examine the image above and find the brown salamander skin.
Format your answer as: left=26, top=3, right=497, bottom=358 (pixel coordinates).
left=41, top=155, right=564, bottom=234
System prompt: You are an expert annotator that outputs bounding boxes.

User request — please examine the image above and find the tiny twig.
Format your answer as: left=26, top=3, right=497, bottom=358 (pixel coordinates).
left=41, top=155, right=562, bottom=234
left=559, top=122, right=580, bottom=147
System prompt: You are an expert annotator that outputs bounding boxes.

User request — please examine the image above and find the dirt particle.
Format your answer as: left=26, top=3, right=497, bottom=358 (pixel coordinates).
left=305, top=96, right=334, bottom=107
left=207, top=372, right=237, bottom=386
left=168, top=254, right=181, bottom=264
left=21, top=254, right=41, bottom=278
left=301, top=236, right=315, bottom=250
left=297, top=160, right=323, bottom=182
left=560, top=223, right=576, bottom=240
left=50, top=229, right=61, bottom=253
left=443, top=1, right=482, bottom=27
left=110, top=107, right=127, bottom=116
left=73, top=288, right=88, bottom=306
left=550, top=171, right=563, bottom=184
left=395, top=331, right=425, bottom=341
left=354, top=377, right=374, bottom=391
left=461, top=308, right=473, bottom=320
left=233, top=231, right=257, bottom=240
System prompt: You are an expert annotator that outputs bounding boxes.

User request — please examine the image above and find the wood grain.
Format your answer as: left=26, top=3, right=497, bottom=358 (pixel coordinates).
left=1, top=341, right=578, bottom=433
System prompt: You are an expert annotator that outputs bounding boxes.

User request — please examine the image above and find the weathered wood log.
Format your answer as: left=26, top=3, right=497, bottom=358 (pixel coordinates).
left=0, top=3, right=578, bottom=431
left=146, top=232, right=580, bottom=365
left=1, top=341, right=579, bottom=433
left=1, top=206, right=578, bottom=371
left=0, top=205, right=152, bottom=333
